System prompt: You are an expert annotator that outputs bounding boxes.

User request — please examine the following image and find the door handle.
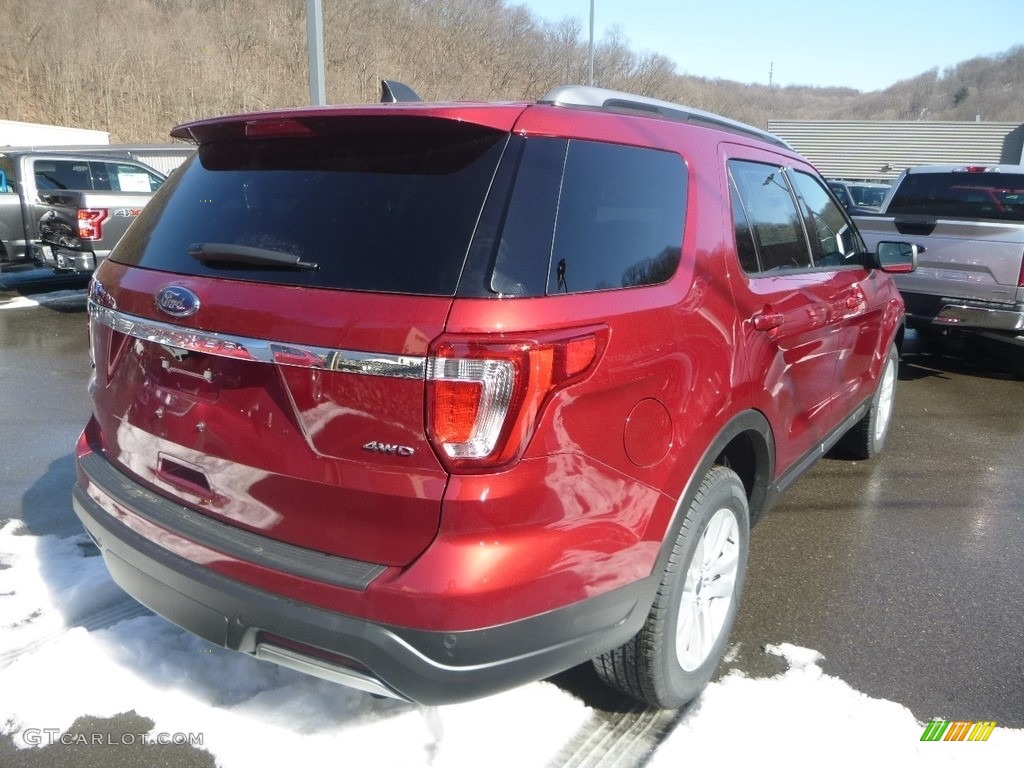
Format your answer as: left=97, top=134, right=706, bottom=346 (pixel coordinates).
left=844, top=285, right=867, bottom=311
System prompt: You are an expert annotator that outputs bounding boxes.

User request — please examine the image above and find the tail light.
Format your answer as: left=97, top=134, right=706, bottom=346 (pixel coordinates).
left=77, top=209, right=108, bottom=241
left=244, top=118, right=314, bottom=139
left=426, top=328, right=606, bottom=471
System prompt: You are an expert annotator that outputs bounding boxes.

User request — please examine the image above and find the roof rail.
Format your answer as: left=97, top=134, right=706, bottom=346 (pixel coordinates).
left=538, top=85, right=792, bottom=150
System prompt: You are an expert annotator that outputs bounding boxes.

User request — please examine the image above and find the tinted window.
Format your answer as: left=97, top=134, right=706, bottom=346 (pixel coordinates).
left=488, top=138, right=566, bottom=297
left=887, top=172, right=1024, bottom=221
left=35, top=160, right=93, bottom=191
left=112, top=118, right=508, bottom=296
left=728, top=160, right=812, bottom=272
left=790, top=171, right=863, bottom=267
left=546, top=141, right=686, bottom=293
left=848, top=183, right=888, bottom=208
left=829, top=182, right=852, bottom=208
left=728, top=173, right=759, bottom=273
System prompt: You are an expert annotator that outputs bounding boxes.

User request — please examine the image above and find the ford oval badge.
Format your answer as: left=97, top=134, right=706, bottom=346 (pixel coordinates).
left=155, top=285, right=200, bottom=318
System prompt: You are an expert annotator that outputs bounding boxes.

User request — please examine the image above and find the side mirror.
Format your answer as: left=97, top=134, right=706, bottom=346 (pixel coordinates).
left=874, top=241, right=921, bottom=274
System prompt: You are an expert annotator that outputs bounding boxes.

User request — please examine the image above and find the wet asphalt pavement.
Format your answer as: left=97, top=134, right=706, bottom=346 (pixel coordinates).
left=0, top=288, right=1021, bottom=766
left=727, top=332, right=1024, bottom=727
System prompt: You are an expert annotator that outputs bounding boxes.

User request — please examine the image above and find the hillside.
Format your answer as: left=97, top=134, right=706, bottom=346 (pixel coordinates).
left=2, top=0, right=1022, bottom=143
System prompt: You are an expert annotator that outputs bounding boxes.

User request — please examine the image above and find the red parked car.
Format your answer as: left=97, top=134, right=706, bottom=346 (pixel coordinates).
left=74, top=83, right=916, bottom=708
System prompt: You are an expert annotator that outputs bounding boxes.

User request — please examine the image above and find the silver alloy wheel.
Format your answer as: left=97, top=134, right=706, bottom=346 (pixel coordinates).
left=874, top=355, right=897, bottom=443
left=676, top=507, right=740, bottom=672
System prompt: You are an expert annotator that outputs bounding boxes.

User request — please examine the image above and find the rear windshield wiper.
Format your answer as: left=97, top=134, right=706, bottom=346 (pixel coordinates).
left=188, top=243, right=319, bottom=271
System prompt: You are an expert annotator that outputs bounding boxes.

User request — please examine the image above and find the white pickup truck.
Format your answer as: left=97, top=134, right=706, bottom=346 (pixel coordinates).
left=854, top=164, right=1024, bottom=377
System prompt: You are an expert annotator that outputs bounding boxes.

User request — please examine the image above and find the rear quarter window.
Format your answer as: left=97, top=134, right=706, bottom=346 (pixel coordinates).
left=547, top=141, right=686, bottom=294
left=489, top=138, right=687, bottom=296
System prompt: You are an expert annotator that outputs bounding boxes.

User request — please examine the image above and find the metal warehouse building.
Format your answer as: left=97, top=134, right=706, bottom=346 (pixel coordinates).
left=767, top=120, right=1024, bottom=182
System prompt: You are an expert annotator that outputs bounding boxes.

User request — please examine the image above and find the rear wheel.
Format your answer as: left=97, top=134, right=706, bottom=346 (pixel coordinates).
left=840, top=343, right=899, bottom=459
left=592, top=465, right=749, bottom=709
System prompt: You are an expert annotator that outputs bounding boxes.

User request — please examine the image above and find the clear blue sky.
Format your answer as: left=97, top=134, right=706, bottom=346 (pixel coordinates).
left=516, top=0, right=1023, bottom=92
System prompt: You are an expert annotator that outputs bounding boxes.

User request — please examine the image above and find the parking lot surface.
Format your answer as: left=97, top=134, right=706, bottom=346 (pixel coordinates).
left=0, top=290, right=1020, bottom=766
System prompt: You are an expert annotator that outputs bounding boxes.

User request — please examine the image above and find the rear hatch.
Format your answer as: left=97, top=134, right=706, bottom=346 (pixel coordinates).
left=88, top=110, right=521, bottom=567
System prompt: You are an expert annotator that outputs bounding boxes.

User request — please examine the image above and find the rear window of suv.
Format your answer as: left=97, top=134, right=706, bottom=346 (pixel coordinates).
left=112, top=117, right=509, bottom=296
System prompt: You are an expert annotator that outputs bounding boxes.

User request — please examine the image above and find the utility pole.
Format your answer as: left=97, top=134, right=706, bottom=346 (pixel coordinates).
left=588, top=0, right=595, bottom=87
left=307, top=0, right=326, bottom=105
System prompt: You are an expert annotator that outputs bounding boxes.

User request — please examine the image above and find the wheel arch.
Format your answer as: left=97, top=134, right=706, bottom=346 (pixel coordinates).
left=653, top=410, right=775, bottom=577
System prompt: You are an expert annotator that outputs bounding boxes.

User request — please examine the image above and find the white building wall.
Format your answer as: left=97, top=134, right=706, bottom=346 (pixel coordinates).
left=767, top=120, right=1024, bottom=181
left=0, top=119, right=110, bottom=147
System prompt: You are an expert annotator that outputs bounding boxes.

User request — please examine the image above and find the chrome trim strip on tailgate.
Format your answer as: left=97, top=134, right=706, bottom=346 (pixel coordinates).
left=88, top=300, right=426, bottom=379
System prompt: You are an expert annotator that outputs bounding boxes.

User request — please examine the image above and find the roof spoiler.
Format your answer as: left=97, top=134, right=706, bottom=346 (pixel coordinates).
left=380, top=80, right=422, bottom=104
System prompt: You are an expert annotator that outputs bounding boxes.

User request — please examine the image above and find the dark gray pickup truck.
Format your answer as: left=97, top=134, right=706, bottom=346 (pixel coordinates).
left=855, top=164, right=1024, bottom=377
left=0, top=151, right=165, bottom=288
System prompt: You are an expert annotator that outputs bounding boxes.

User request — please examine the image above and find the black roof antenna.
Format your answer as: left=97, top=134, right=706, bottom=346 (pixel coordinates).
left=380, top=80, right=422, bottom=103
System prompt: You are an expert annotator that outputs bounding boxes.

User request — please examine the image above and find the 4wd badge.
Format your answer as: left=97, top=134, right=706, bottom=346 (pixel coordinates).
left=362, top=441, right=415, bottom=457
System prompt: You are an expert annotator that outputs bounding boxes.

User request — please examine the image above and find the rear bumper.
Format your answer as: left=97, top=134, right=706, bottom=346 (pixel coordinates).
left=933, top=304, right=1024, bottom=332
left=901, top=291, right=1024, bottom=334
left=73, top=451, right=654, bottom=705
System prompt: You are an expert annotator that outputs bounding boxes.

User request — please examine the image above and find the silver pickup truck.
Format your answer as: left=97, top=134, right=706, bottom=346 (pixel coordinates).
left=0, top=150, right=164, bottom=287
left=855, top=164, right=1024, bottom=377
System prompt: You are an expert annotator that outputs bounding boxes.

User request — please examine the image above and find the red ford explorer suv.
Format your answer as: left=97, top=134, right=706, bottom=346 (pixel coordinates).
left=74, top=83, right=916, bottom=708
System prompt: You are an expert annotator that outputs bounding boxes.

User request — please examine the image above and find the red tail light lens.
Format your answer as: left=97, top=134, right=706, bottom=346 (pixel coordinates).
left=244, top=118, right=314, bottom=139
left=77, top=209, right=107, bottom=240
left=432, top=378, right=487, bottom=446
left=427, top=328, right=606, bottom=471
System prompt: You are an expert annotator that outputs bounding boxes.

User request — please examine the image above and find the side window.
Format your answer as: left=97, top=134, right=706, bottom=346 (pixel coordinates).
left=546, top=140, right=686, bottom=294
left=0, top=157, right=13, bottom=193
left=98, top=161, right=164, bottom=193
left=489, top=138, right=565, bottom=297
left=829, top=183, right=852, bottom=209
left=790, top=171, right=864, bottom=266
left=728, top=172, right=760, bottom=273
left=34, top=160, right=94, bottom=191
left=728, top=160, right=812, bottom=272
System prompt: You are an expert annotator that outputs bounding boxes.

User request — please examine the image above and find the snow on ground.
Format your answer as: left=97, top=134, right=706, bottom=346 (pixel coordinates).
left=1, top=519, right=1021, bottom=767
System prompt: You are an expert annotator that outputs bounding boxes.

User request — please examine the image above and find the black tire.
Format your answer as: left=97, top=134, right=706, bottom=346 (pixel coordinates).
left=1009, top=349, right=1024, bottom=381
left=839, top=343, right=899, bottom=460
left=592, top=465, right=749, bottom=709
